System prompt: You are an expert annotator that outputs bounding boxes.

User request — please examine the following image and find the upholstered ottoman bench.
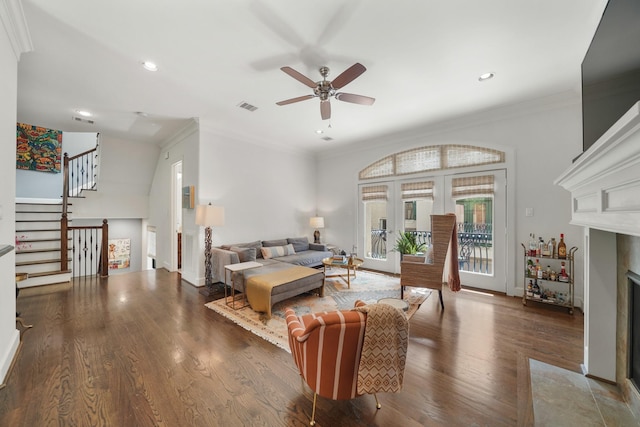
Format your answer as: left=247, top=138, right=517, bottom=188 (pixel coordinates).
left=232, top=259, right=324, bottom=318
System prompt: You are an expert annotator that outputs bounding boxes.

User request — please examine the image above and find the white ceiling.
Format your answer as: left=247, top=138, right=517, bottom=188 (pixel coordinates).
left=16, top=0, right=607, bottom=152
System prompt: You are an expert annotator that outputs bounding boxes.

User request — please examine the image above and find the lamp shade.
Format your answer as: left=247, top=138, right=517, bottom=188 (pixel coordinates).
left=309, top=216, right=324, bottom=229
left=195, top=204, right=225, bottom=227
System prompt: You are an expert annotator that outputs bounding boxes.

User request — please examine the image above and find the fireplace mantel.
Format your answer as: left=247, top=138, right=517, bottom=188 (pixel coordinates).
left=555, top=101, right=640, bottom=237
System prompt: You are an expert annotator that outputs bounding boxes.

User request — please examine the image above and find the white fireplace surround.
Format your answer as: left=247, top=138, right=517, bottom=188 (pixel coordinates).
left=556, top=101, right=640, bottom=384
left=555, top=101, right=640, bottom=237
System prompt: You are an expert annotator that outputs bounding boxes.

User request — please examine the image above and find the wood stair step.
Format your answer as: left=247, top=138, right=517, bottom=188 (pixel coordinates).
left=20, top=269, right=72, bottom=278
left=16, top=248, right=70, bottom=254
left=16, top=238, right=71, bottom=243
left=16, top=258, right=72, bottom=266
left=16, top=218, right=65, bottom=223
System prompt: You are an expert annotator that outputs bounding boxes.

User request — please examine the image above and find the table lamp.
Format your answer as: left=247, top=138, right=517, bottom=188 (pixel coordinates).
left=310, top=216, right=324, bottom=244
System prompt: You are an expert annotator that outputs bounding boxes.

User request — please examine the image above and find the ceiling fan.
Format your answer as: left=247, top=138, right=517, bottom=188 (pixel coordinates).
left=276, top=62, right=375, bottom=120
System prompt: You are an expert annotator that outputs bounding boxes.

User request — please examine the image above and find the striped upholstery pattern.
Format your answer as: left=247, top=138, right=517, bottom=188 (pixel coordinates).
left=286, top=301, right=369, bottom=400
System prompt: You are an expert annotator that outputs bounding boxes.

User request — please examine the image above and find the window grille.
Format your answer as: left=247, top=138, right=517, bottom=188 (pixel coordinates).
left=359, top=145, right=505, bottom=180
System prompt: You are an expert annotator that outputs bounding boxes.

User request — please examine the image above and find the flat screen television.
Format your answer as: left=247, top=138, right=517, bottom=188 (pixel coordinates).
left=581, top=0, right=640, bottom=152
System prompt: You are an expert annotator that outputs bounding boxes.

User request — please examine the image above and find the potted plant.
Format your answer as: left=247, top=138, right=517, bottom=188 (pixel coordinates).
left=393, top=231, right=426, bottom=259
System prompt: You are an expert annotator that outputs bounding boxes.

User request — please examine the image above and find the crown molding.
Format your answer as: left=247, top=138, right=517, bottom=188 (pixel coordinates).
left=0, top=0, right=33, bottom=60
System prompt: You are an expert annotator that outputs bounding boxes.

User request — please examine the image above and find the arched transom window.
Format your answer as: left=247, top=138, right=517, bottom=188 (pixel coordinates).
left=359, top=144, right=505, bottom=180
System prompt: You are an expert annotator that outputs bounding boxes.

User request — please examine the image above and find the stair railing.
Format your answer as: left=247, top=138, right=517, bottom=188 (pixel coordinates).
left=61, top=139, right=109, bottom=277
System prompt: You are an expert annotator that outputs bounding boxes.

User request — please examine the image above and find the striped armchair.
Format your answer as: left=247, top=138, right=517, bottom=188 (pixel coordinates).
left=286, top=301, right=408, bottom=426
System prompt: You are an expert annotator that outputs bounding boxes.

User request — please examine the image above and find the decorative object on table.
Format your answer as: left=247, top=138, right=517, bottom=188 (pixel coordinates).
left=182, top=185, right=194, bottom=209
left=16, top=122, right=62, bottom=173
left=309, top=216, right=324, bottom=243
left=196, top=203, right=225, bottom=296
left=205, top=269, right=429, bottom=352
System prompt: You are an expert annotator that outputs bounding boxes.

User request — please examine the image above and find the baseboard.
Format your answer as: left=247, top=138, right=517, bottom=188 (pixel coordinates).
left=0, top=329, right=21, bottom=389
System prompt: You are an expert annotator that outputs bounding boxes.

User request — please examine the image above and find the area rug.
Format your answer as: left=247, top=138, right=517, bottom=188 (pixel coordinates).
left=205, top=269, right=431, bottom=352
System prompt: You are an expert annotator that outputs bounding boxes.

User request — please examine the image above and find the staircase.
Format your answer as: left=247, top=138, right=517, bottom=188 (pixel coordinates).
left=15, top=201, right=72, bottom=288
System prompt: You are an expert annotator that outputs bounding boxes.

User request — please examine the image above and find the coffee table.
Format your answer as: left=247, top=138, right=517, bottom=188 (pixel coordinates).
left=322, top=257, right=364, bottom=289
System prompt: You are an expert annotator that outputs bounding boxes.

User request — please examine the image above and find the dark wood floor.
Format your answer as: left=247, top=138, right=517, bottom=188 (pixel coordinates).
left=1, top=269, right=583, bottom=426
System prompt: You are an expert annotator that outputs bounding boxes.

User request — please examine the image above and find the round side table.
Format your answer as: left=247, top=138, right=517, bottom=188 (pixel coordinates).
left=377, top=297, right=409, bottom=312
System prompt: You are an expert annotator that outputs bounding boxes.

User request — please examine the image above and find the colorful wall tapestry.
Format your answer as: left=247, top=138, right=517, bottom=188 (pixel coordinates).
left=108, top=238, right=131, bottom=270
left=16, top=122, right=62, bottom=173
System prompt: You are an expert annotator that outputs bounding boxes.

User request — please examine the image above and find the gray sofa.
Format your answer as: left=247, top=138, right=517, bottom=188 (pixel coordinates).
left=211, top=237, right=332, bottom=316
left=211, top=236, right=332, bottom=285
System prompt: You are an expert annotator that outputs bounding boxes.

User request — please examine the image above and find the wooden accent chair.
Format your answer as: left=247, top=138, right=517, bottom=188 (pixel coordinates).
left=400, top=214, right=458, bottom=309
left=286, top=302, right=408, bottom=426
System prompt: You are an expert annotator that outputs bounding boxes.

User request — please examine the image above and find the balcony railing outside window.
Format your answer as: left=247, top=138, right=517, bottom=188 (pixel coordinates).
left=368, top=222, right=493, bottom=274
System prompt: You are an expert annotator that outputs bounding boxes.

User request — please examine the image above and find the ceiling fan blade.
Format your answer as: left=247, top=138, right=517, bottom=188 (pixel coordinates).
left=335, top=92, right=375, bottom=105
left=280, top=66, right=317, bottom=88
left=320, top=100, right=331, bottom=120
left=331, top=63, right=366, bottom=89
left=276, top=95, right=314, bottom=106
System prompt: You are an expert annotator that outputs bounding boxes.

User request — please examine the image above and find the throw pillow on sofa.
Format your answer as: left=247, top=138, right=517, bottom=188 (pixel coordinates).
left=287, top=237, right=310, bottom=252
left=221, top=240, right=263, bottom=258
left=262, top=238, right=288, bottom=247
left=230, top=246, right=257, bottom=263
left=261, top=244, right=296, bottom=259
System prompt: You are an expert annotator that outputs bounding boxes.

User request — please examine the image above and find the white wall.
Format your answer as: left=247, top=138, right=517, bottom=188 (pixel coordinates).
left=198, top=124, right=317, bottom=246
left=148, top=121, right=317, bottom=287
left=317, top=92, right=585, bottom=300
left=71, top=135, right=159, bottom=219
left=0, top=8, right=21, bottom=385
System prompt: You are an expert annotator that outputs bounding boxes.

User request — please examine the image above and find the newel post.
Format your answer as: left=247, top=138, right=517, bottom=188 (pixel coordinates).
left=101, top=219, right=109, bottom=277
left=60, top=153, right=69, bottom=271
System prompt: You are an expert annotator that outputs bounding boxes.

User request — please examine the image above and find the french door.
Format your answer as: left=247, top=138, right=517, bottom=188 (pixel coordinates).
left=358, top=169, right=507, bottom=293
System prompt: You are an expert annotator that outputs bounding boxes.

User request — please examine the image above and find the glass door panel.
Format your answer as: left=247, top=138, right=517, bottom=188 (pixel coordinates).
left=445, top=170, right=506, bottom=292
left=359, top=183, right=395, bottom=273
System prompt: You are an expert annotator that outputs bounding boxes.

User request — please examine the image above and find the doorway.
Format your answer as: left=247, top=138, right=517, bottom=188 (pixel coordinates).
left=171, top=161, right=183, bottom=272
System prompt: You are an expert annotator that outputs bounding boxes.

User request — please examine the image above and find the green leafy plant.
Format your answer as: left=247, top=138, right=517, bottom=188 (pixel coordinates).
left=392, top=232, right=426, bottom=255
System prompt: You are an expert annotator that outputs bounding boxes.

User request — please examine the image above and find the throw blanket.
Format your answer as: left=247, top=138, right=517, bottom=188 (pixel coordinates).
left=446, top=213, right=461, bottom=292
left=246, top=266, right=320, bottom=318
left=355, top=303, right=409, bottom=395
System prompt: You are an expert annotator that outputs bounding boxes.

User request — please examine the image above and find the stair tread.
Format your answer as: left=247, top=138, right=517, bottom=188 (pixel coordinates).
left=17, top=270, right=72, bottom=278
left=16, top=248, right=70, bottom=254
left=16, top=218, right=66, bottom=222
left=16, top=258, right=72, bottom=266
left=15, top=238, right=72, bottom=243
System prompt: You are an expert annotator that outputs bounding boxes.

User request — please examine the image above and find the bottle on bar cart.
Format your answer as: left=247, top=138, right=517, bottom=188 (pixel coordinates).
left=558, top=233, right=567, bottom=259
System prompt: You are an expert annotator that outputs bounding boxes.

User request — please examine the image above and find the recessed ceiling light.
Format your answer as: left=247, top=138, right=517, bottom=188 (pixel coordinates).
left=75, top=110, right=92, bottom=117
left=315, top=129, right=323, bottom=134
left=142, top=61, right=158, bottom=72
left=478, top=72, right=495, bottom=82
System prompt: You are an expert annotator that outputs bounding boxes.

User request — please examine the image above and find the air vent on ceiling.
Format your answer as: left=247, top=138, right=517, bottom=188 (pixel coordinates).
left=320, top=136, right=334, bottom=141
left=237, top=101, right=258, bottom=112
left=72, top=116, right=95, bottom=124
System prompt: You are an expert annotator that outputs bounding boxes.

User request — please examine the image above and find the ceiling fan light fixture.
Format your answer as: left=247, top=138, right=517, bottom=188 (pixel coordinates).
left=75, top=109, right=92, bottom=117
left=478, top=72, right=495, bottom=81
left=142, top=61, right=158, bottom=72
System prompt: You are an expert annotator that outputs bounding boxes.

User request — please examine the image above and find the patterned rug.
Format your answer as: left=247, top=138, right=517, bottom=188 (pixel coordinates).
left=205, top=269, right=431, bottom=352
